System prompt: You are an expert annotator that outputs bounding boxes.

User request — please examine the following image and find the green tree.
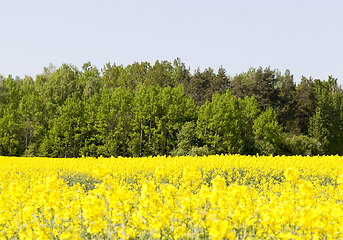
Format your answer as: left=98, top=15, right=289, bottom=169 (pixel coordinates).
left=0, top=75, right=22, bottom=156
left=124, top=62, right=151, bottom=90
left=129, top=85, right=159, bottom=157
left=96, top=87, right=133, bottom=157
left=210, top=66, right=231, bottom=95
left=197, top=89, right=243, bottom=154
left=171, top=121, right=209, bottom=156
left=46, top=95, right=84, bottom=157
left=283, top=134, right=322, bottom=156
left=295, top=76, right=316, bottom=134
left=171, top=122, right=198, bottom=156
left=18, top=76, right=44, bottom=156
left=44, top=64, right=81, bottom=107
left=81, top=62, right=101, bottom=99
left=309, top=77, right=343, bottom=155
left=101, top=62, right=126, bottom=92
left=145, top=60, right=174, bottom=88
left=189, top=67, right=214, bottom=105
left=79, top=94, right=101, bottom=157
left=253, top=107, right=282, bottom=155
left=154, top=85, right=197, bottom=155
left=238, top=96, right=261, bottom=155
left=0, top=106, right=21, bottom=156
left=231, top=67, right=280, bottom=111
left=231, top=67, right=256, bottom=100
left=130, top=84, right=197, bottom=157
left=275, top=69, right=298, bottom=132
left=172, top=58, right=192, bottom=95
left=36, top=63, right=82, bottom=137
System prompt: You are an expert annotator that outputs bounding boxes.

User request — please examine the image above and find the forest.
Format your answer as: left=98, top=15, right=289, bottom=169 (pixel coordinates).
left=0, top=58, right=342, bottom=157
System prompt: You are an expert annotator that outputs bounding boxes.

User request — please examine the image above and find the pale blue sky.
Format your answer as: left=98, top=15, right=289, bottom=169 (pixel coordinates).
left=1, top=0, right=342, bottom=85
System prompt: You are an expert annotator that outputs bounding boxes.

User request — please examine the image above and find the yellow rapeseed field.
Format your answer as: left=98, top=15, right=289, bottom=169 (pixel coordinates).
left=1, top=154, right=343, bottom=239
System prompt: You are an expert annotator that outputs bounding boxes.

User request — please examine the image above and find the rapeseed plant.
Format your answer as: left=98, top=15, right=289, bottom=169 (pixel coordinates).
left=0, top=155, right=343, bottom=239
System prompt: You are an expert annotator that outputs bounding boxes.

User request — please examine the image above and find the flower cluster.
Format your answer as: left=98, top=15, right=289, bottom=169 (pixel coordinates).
left=0, top=155, right=343, bottom=239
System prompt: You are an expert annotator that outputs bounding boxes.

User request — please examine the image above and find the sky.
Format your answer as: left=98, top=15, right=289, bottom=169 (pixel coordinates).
left=1, top=0, right=342, bottom=85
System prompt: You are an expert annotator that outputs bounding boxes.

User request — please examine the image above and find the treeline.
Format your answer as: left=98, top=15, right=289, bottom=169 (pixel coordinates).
left=0, top=59, right=342, bottom=157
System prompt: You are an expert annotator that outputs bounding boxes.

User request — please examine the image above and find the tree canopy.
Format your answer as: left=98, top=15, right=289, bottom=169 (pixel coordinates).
left=0, top=60, right=341, bottom=157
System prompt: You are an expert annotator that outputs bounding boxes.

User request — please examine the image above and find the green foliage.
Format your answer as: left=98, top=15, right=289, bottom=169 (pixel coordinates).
left=241, top=136, right=259, bottom=156
left=0, top=60, right=342, bottom=157
left=47, top=95, right=84, bottom=157
left=171, top=121, right=207, bottom=156
left=198, top=89, right=243, bottom=154
left=79, top=94, right=100, bottom=157
left=21, top=144, right=36, bottom=157
left=96, top=87, right=133, bottom=157
left=275, top=69, right=298, bottom=132
left=188, top=146, right=209, bottom=157
left=239, top=96, right=261, bottom=137
left=0, top=76, right=22, bottom=156
left=252, top=107, right=283, bottom=155
left=254, top=139, right=276, bottom=156
left=129, top=84, right=197, bottom=157
left=18, top=76, right=44, bottom=154
left=309, top=76, right=343, bottom=155
left=295, top=76, right=316, bottom=134
left=80, top=62, right=101, bottom=99
left=44, top=64, right=81, bottom=107
left=281, top=134, right=322, bottom=156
